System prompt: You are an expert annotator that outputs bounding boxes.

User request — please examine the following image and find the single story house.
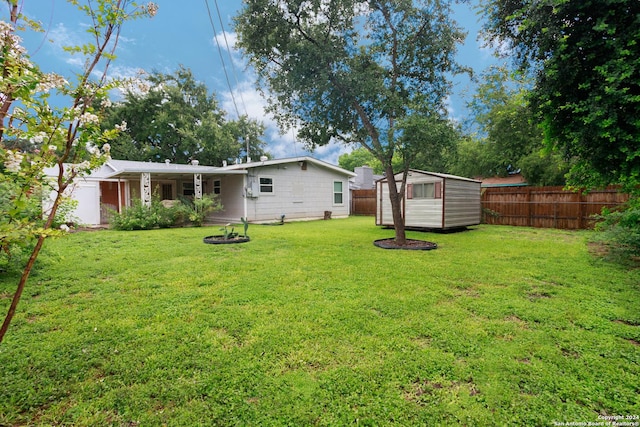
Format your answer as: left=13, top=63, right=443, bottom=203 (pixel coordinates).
left=44, top=156, right=355, bottom=226
left=376, top=169, right=481, bottom=230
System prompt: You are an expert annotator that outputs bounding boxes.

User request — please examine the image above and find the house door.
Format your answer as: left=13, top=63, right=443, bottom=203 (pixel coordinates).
left=100, top=181, right=125, bottom=224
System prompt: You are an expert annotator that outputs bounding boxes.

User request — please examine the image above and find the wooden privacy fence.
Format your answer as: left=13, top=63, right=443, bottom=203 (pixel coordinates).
left=481, top=186, right=630, bottom=229
left=351, top=189, right=377, bottom=215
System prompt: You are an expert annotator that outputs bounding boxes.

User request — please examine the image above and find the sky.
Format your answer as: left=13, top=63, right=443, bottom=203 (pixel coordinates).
left=10, top=0, right=499, bottom=166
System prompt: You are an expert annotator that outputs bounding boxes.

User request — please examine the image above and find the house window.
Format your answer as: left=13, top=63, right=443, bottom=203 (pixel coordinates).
left=213, top=180, right=221, bottom=195
left=161, top=183, right=173, bottom=200
left=407, top=182, right=442, bottom=199
left=259, top=177, right=274, bottom=194
left=182, top=182, right=195, bottom=196
left=333, top=181, right=343, bottom=205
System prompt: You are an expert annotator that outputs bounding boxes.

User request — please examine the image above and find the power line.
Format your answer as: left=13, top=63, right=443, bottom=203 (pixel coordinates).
left=212, top=0, right=249, bottom=119
left=203, top=0, right=240, bottom=120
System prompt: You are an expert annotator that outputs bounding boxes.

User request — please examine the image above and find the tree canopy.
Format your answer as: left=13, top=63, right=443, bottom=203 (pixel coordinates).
left=455, top=66, right=569, bottom=185
left=480, top=0, right=640, bottom=192
left=101, top=67, right=267, bottom=166
left=235, top=0, right=467, bottom=243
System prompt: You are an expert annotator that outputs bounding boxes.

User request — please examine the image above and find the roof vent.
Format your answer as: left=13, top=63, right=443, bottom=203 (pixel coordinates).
left=191, top=159, right=199, bottom=166
left=165, top=159, right=170, bottom=165
left=260, top=155, right=268, bottom=162
left=223, top=160, right=228, bottom=167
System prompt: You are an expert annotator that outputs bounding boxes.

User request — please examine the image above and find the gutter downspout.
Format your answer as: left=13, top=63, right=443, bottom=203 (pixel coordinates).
left=243, top=174, right=248, bottom=221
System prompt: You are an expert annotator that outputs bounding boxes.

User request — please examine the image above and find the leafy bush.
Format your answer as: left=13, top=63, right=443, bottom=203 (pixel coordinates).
left=593, top=196, right=640, bottom=263
left=109, top=198, right=181, bottom=230
left=178, top=194, right=222, bottom=227
left=110, top=194, right=223, bottom=230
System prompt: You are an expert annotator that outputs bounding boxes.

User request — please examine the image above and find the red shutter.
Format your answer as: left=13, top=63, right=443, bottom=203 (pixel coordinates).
left=407, top=183, right=413, bottom=199
left=435, top=181, right=442, bottom=199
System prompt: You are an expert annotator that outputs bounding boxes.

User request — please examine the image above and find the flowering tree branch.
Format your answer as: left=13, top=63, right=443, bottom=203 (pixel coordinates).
left=0, top=0, right=157, bottom=344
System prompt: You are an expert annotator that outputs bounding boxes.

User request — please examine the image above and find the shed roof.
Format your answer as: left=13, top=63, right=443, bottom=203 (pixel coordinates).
left=377, top=169, right=481, bottom=183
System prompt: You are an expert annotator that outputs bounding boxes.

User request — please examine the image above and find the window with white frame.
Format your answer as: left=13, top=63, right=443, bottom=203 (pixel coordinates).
left=333, top=181, right=344, bottom=205
left=259, top=177, right=274, bottom=194
left=407, top=182, right=442, bottom=199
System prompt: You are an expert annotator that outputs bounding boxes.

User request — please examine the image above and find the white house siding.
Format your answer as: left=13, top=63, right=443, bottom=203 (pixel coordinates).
left=243, top=161, right=350, bottom=222
left=211, top=174, right=245, bottom=222
left=443, top=179, right=481, bottom=228
left=43, top=179, right=101, bottom=226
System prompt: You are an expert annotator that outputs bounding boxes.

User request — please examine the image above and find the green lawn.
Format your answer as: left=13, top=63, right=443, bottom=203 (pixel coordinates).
left=1, top=217, right=638, bottom=426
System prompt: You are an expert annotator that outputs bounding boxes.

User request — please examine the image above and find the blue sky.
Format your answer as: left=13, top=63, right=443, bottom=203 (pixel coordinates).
left=12, top=0, right=498, bottom=165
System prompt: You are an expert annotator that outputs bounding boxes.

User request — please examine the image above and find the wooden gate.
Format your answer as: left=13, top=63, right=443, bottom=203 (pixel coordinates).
left=351, top=189, right=376, bottom=216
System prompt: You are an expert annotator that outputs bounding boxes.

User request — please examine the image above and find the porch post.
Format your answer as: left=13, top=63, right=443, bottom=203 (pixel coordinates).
left=194, top=173, right=202, bottom=199
left=141, top=172, right=151, bottom=207
left=117, top=178, right=122, bottom=212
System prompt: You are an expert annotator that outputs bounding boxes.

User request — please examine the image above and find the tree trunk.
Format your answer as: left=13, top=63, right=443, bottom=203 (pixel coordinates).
left=0, top=235, right=46, bottom=344
left=0, top=182, right=66, bottom=345
left=385, top=166, right=406, bottom=245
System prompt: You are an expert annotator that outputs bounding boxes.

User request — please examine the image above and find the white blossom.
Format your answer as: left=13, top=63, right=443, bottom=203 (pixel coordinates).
left=60, top=224, right=70, bottom=233
left=78, top=112, right=100, bottom=127
left=30, top=132, right=48, bottom=144
left=115, top=120, right=127, bottom=131
left=101, top=98, right=113, bottom=108
left=35, top=73, right=68, bottom=92
left=86, top=142, right=99, bottom=155
left=5, top=150, right=24, bottom=173
left=146, top=2, right=159, bottom=17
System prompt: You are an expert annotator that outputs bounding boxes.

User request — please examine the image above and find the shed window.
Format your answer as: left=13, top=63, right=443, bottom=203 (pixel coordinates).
left=407, top=182, right=442, bottom=199
left=213, top=179, right=221, bottom=195
left=333, top=181, right=343, bottom=205
left=260, top=177, right=274, bottom=193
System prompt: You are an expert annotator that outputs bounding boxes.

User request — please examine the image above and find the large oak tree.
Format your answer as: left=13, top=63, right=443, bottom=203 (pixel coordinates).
left=102, top=67, right=267, bottom=166
left=235, top=0, right=467, bottom=244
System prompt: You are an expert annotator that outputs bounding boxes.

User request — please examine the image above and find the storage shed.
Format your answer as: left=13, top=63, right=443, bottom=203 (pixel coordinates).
left=376, top=170, right=481, bottom=230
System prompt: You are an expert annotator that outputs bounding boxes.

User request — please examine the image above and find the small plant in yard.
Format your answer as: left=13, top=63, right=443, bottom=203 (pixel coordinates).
left=219, top=223, right=237, bottom=240
left=241, top=216, right=250, bottom=238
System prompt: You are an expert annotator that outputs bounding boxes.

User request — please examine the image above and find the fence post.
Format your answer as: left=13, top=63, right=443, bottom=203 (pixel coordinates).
left=526, top=187, right=532, bottom=227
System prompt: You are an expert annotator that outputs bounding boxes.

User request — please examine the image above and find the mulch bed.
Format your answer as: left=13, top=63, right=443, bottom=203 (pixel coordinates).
left=373, top=238, right=437, bottom=250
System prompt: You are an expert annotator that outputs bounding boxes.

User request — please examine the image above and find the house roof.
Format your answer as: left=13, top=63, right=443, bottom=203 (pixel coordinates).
left=100, top=159, right=246, bottom=180
left=378, top=169, right=481, bottom=183
left=220, top=156, right=356, bottom=177
left=480, top=173, right=527, bottom=187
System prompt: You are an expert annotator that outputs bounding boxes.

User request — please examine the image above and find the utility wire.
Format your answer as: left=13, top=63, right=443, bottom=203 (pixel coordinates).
left=204, top=0, right=241, bottom=120
left=212, top=0, right=249, bottom=119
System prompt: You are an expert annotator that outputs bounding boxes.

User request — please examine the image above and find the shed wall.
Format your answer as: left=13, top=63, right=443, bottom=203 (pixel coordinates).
left=443, top=179, right=482, bottom=228
left=405, top=175, right=444, bottom=228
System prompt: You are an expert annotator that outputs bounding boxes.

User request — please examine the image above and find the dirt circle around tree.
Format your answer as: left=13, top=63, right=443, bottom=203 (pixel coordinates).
left=373, top=238, right=437, bottom=250
left=203, top=235, right=250, bottom=245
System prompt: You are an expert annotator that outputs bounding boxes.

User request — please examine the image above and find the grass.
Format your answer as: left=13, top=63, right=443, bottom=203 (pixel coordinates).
left=0, top=217, right=638, bottom=426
